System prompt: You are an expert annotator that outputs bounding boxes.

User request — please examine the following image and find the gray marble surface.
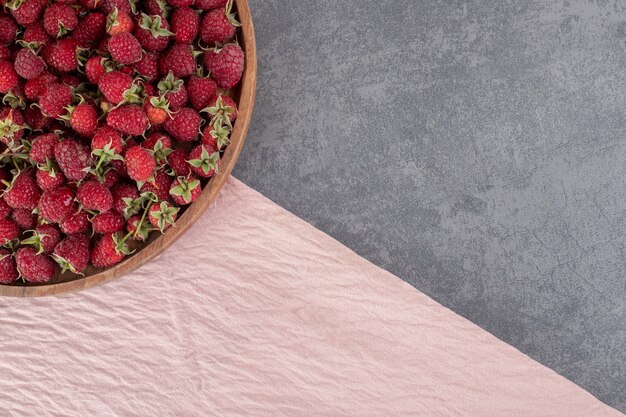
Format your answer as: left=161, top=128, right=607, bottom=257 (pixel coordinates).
left=235, top=0, right=626, bottom=411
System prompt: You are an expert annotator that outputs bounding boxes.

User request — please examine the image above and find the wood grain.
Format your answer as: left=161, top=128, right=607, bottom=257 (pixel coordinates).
left=0, top=0, right=257, bottom=297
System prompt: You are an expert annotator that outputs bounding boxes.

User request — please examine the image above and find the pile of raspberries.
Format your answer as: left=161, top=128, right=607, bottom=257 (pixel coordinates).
left=0, top=0, right=244, bottom=283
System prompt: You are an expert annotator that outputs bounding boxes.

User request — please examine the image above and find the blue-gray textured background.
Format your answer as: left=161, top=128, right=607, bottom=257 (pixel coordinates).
left=235, top=0, right=626, bottom=411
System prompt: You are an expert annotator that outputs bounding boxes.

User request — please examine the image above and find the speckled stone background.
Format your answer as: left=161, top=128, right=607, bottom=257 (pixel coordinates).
left=235, top=0, right=626, bottom=411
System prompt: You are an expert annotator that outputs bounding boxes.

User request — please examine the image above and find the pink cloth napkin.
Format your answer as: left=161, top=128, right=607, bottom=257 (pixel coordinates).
left=0, top=178, right=622, bottom=416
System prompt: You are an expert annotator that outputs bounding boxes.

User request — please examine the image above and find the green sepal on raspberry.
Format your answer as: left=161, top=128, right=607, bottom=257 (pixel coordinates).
left=169, top=176, right=200, bottom=205
left=148, top=137, right=173, bottom=165
left=187, top=146, right=220, bottom=176
left=21, top=230, right=51, bottom=255
left=148, top=200, right=179, bottom=232
left=224, top=0, right=241, bottom=28
left=2, top=91, right=26, bottom=110
left=201, top=95, right=237, bottom=126
left=157, top=71, right=184, bottom=94
left=208, top=119, right=232, bottom=148
left=139, top=14, right=174, bottom=38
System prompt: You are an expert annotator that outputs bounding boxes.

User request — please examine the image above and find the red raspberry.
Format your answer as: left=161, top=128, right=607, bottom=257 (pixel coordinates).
left=107, top=104, right=149, bottom=136
left=91, top=232, right=128, bottom=268
left=169, top=175, right=201, bottom=205
left=14, top=48, right=45, bottom=80
left=85, top=56, right=107, bottom=84
left=156, top=71, right=187, bottom=110
left=0, top=45, right=11, bottom=60
left=36, top=167, right=67, bottom=191
left=133, top=51, right=159, bottom=81
left=126, top=214, right=149, bottom=241
left=8, top=0, right=45, bottom=27
left=108, top=32, right=143, bottom=65
left=171, top=7, right=198, bottom=44
left=99, top=70, right=136, bottom=105
left=39, top=83, right=73, bottom=118
left=106, top=8, right=135, bottom=36
left=52, top=233, right=90, bottom=273
left=0, top=60, right=19, bottom=93
left=125, top=146, right=156, bottom=182
left=0, top=249, right=18, bottom=284
left=11, top=208, right=37, bottom=229
left=24, top=73, right=57, bottom=101
left=166, top=148, right=191, bottom=177
left=0, top=13, right=18, bottom=45
left=38, top=186, right=75, bottom=223
left=16, top=246, right=55, bottom=283
left=23, top=22, right=51, bottom=46
left=99, top=0, right=133, bottom=16
left=77, top=181, right=113, bottom=212
left=92, top=126, right=124, bottom=154
left=92, top=211, right=125, bottom=234
left=43, top=3, right=78, bottom=38
left=54, top=139, right=93, bottom=181
left=0, top=199, right=11, bottom=219
left=200, top=4, right=238, bottom=45
left=159, top=44, right=196, bottom=78
left=195, top=0, right=227, bottom=10
left=87, top=169, right=120, bottom=189
left=135, top=14, right=173, bottom=52
left=168, top=0, right=193, bottom=7
left=143, top=0, right=168, bottom=16
left=112, top=183, right=139, bottom=214
left=140, top=170, right=173, bottom=200
left=204, top=43, right=244, bottom=89
left=30, top=133, right=58, bottom=164
left=42, top=39, right=79, bottom=73
left=164, top=107, right=201, bottom=142
left=4, top=171, right=41, bottom=211
left=60, top=205, right=90, bottom=234
left=80, top=0, right=101, bottom=10
left=186, top=74, right=216, bottom=111
left=72, top=12, right=107, bottom=46
left=70, top=103, right=99, bottom=137
left=0, top=218, right=20, bottom=245
left=143, top=131, right=172, bottom=151
left=23, top=106, right=51, bottom=131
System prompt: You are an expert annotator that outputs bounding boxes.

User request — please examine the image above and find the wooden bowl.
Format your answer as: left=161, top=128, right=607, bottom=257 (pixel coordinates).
left=0, top=0, right=257, bottom=297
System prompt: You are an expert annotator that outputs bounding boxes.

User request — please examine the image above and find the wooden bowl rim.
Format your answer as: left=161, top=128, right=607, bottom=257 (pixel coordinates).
left=0, top=0, right=257, bottom=297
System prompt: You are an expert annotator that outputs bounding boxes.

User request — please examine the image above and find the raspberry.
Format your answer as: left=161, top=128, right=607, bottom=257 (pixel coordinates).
left=163, top=107, right=201, bottom=142
left=14, top=48, right=45, bottom=80
left=55, top=139, right=93, bottom=181
left=38, top=187, right=75, bottom=223
left=0, top=60, right=19, bottom=93
left=107, top=104, right=149, bottom=136
left=91, top=211, right=125, bottom=234
left=77, top=181, right=113, bottom=212
left=0, top=218, right=20, bottom=245
left=4, top=171, right=41, bottom=211
left=125, top=146, right=156, bottom=182
left=169, top=175, right=201, bottom=205
left=0, top=249, right=18, bottom=284
left=16, top=247, right=55, bottom=283
left=158, top=44, right=195, bottom=78
left=91, top=232, right=129, bottom=268
left=204, top=43, right=244, bottom=89
left=53, top=234, right=90, bottom=273
left=60, top=205, right=90, bottom=234
left=108, top=32, right=143, bottom=65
